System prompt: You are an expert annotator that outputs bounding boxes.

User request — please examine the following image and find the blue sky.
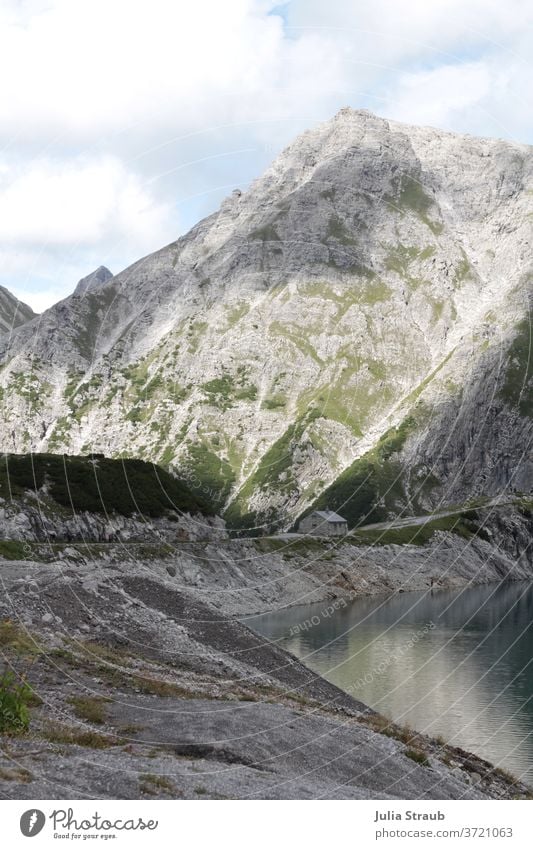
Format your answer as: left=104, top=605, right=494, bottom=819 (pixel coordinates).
left=0, top=0, right=531, bottom=311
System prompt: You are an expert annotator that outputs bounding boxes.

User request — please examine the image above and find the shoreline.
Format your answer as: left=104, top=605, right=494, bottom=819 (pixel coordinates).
left=0, top=546, right=532, bottom=799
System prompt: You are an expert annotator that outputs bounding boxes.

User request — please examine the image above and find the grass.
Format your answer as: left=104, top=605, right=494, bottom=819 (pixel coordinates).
left=131, top=675, right=194, bottom=698
left=387, top=175, right=443, bottom=235
left=0, top=621, right=40, bottom=655
left=262, top=394, right=286, bottom=410
left=0, top=541, right=33, bottom=560
left=139, top=773, right=175, bottom=795
left=41, top=722, right=120, bottom=749
left=225, top=303, right=250, bottom=329
left=493, top=765, right=520, bottom=786
left=405, top=748, right=430, bottom=766
left=454, top=253, right=473, bottom=286
left=202, top=374, right=236, bottom=410
left=67, top=695, right=111, bottom=725
left=326, top=215, right=357, bottom=246
left=349, top=512, right=478, bottom=547
left=117, top=723, right=144, bottom=735
left=0, top=766, right=32, bottom=783
left=301, top=278, right=392, bottom=314
left=202, top=373, right=257, bottom=408
left=363, top=713, right=417, bottom=745
left=185, top=443, right=235, bottom=508
left=0, top=671, right=33, bottom=733
left=52, top=641, right=197, bottom=700
left=269, top=321, right=323, bottom=365
left=250, top=223, right=280, bottom=242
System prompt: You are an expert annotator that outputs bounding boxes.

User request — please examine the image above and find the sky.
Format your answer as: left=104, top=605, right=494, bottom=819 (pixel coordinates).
left=0, top=0, right=531, bottom=312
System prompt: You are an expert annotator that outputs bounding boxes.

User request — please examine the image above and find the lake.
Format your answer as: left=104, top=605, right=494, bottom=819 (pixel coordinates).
left=247, top=581, right=533, bottom=785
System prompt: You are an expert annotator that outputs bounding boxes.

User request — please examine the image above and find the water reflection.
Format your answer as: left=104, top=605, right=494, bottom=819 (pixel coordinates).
left=247, top=582, right=533, bottom=784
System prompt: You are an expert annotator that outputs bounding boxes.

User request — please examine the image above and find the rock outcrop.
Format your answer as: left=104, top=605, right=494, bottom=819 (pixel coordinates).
left=0, top=285, right=36, bottom=336
left=73, top=265, right=113, bottom=297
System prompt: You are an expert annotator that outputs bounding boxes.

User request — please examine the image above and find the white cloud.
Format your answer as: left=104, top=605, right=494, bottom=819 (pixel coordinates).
left=10, top=285, right=68, bottom=314
left=0, top=155, right=176, bottom=309
left=0, top=0, right=531, bottom=310
left=0, top=155, right=173, bottom=246
left=285, top=0, right=532, bottom=61
left=383, top=61, right=492, bottom=129
left=0, top=0, right=346, bottom=143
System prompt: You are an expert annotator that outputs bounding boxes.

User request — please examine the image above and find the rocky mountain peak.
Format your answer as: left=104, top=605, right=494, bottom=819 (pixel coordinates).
left=73, top=265, right=113, bottom=297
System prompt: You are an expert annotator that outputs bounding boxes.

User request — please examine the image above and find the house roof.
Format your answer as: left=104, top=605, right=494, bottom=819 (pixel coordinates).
left=312, top=510, right=347, bottom=523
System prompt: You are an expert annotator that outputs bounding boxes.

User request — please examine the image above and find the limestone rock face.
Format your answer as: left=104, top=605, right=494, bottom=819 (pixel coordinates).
left=0, top=498, right=226, bottom=543
left=0, top=109, right=531, bottom=528
left=0, top=286, right=36, bottom=336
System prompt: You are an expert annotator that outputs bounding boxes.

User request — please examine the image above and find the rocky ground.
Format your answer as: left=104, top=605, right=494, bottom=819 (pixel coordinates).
left=1, top=520, right=532, bottom=800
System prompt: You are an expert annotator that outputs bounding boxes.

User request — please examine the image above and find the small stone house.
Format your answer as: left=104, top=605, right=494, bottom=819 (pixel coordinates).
left=298, top=509, right=348, bottom=537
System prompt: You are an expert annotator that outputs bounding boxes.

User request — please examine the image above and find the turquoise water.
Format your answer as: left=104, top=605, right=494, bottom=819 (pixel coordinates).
left=247, top=582, right=533, bottom=784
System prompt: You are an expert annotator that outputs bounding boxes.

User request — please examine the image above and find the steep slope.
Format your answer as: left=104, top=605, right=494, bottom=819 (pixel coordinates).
left=0, top=286, right=36, bottom=336
left=309, top=294, right=533, bottom=527
left=0, top=109, right=531, bottom=529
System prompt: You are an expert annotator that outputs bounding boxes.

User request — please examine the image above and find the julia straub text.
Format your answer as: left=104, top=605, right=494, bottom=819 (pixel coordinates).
left=374, top=810, right=445, bottom=822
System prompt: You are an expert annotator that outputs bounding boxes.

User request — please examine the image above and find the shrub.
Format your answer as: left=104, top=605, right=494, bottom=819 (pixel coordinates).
left=0, top=670, right=32, bottom=733
left=405, top=748, right=430, bottom=766
left=0, top=453, right=214, bottom=517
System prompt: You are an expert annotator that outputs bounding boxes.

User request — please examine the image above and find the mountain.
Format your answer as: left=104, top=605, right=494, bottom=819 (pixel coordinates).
left=0, top=109, right=531, bottom=530
left=73, top=265, right=113, bottom=297
left=0, top=286, right=36, bottom=336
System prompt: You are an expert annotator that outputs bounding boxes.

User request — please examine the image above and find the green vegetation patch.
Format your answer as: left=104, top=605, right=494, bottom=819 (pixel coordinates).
left=67, top=695, right=111, bottom=725
left=405, top=748, right=430, bottom=766
left=269, top=321, right=323, bottom=364
left=0, top=670, right=33, bottom=733
left=202, top=368, right=257, bottom=410
left=326, top=215, right=357, bottom=246
left=384, top=243, right=434, bottom=289
left=500, top=318, right=533, bottom=416
left=225, top=409, right=321, bottom=528
left=225, top=303, right=250, bottom=329
left=139, top=773, right=175, bottom=795
left=349, top=511, right=479, bottom=547
left=262, top=394, right=286, bottom=410
left=302, top=278, right=392, bottom=315
left=0, top=454, right=213, bottom=517
left=386, top=175, right=443, bottom=235
left=41, top=722, right=120, bottom=749
left=0, top=541, right=34, bottom=561
left=305, top=415, right=420, bottom=527
left=0, top=621, right=40, bottom=655
left=184, top=443, right=235, bottom=508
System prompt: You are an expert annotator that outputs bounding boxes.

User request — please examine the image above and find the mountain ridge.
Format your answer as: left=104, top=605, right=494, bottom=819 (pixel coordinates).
left=0, top=108, right=531, bottom=529
left=0, top=285, right=36, bottom=337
